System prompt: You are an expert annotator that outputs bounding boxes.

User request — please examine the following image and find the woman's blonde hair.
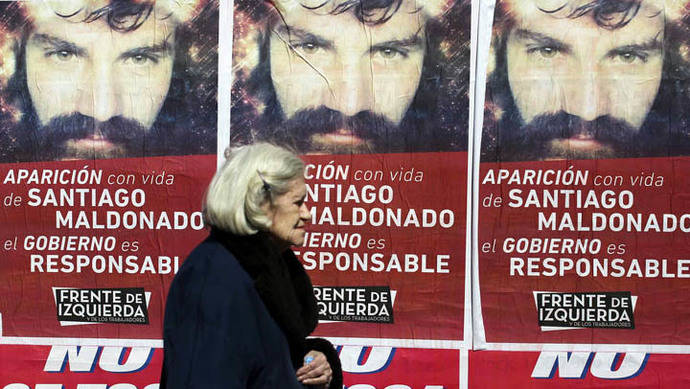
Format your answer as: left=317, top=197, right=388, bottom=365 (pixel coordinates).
left=203, top=143, right=304, bottom=234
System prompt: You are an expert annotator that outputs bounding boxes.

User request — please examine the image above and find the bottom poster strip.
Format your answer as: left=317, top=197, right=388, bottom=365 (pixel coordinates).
left=340, top=346, right=459, bottom=389
left=470, top=350, right=690, bottom=388
left=0, top=344, right=459, bottom=389
left=0, top=344, right=162, bottom=388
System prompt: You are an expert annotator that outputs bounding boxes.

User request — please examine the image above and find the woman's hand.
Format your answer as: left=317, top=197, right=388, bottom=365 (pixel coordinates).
left=296, top=350, right=332, bottom=388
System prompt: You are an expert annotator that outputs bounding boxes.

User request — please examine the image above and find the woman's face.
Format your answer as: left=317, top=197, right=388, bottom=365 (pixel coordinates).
left=265, top=177, right=311, bottom=248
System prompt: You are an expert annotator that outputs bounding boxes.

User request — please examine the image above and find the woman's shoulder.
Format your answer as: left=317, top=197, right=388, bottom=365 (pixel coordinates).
left=172, top=234, right=253, bottom=293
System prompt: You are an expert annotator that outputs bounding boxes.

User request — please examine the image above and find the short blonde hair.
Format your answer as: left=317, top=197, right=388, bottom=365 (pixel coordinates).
left=203, top=143, right=304, bottom=234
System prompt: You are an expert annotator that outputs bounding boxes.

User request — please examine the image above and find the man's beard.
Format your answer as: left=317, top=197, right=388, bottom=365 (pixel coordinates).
left=493, top=111, right=655, bottom=161
left=482, top=49, right=690, bottom=161
left=253, top=106, right=445, bottom=154
left=254, top=107, right=398, bottom=154
left=4, top=109, right=213, bottom=162
left=13, top=113, right=151, bottom=160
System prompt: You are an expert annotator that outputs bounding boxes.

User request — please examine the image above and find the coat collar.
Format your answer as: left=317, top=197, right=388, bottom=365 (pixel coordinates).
left=210, top=228, right=318, bottom=363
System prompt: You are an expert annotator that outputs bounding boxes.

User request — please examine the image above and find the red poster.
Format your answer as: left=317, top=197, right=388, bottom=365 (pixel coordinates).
left=470, top=350, right=690, bottom=388
left=477, top=0, right=690, bottom=347
left=0, top=344, right=459, bottom=389
left=0, top=1, right=218, bottom=342
left=230, top=0, right=471, bottom=342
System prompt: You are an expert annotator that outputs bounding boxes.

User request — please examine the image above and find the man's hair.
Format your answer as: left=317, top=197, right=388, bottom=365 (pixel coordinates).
left=0, top=0, right=218, bottom=161
left=203, top=143, right=305, bottom=235
left=481, top=0, right=690, bottom=161
left=304, top=0, right=404, bottom=25
left=229, top=0, right=470, bottom=152
left=72, top=2, right=156, bottom=32
left=492, top=0, right=643, bottom=31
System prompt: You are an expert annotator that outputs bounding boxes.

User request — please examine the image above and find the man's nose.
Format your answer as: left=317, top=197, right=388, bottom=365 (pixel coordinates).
left=326, top=57, right=374, bottom=116
left=562, top=66, right=608, bottom=121
left=79, top=61, right=122, bottom=122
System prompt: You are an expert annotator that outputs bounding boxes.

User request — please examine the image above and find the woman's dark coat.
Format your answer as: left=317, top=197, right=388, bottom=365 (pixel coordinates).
left=160, top=230, right=342, bottom=388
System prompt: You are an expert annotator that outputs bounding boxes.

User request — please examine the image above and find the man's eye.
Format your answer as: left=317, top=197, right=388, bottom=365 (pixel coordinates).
left=47, top=50, right=77, bottom=62
left=613, top=51, right=646, bottom=64
left=124, top=54, right=157, bottom=65
left=293, top=42, right=321, bottom=54
left=373, top=47, right=407, bottom=59
left=539, top=47, right=557, bottom=58
left=526, top=46, right=561, bottom=59
left=536, top=46, right=558, bottom=58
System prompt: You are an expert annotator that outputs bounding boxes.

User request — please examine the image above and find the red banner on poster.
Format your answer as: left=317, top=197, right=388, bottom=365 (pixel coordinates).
left=0, top=344, right=162, bottom=389
left=341, top=346, right=459, bottom=389
left=0, top=156, right=215, bottom=340
left=302, top=153, right=467, bottom=340
left=477, top=157, right=690, bottom=344
left=0, top=344, right=458, bottom=389
left=470, top=350, right=690, bottom=388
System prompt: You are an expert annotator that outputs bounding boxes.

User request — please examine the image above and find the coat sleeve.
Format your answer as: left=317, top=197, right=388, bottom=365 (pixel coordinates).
left=161, top=246, right=303, bottom=389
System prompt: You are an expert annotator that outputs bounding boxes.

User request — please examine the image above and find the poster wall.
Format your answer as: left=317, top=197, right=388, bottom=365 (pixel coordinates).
left=5, top=0, right=690, bottom=387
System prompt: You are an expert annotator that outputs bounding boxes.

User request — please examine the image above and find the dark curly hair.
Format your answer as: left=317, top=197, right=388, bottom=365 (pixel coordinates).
left=305, top=0, right=403, bottom=24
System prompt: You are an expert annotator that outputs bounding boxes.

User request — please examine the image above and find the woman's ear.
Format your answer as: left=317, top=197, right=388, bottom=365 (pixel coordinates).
left=259, top=199, right=274, bottom=221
